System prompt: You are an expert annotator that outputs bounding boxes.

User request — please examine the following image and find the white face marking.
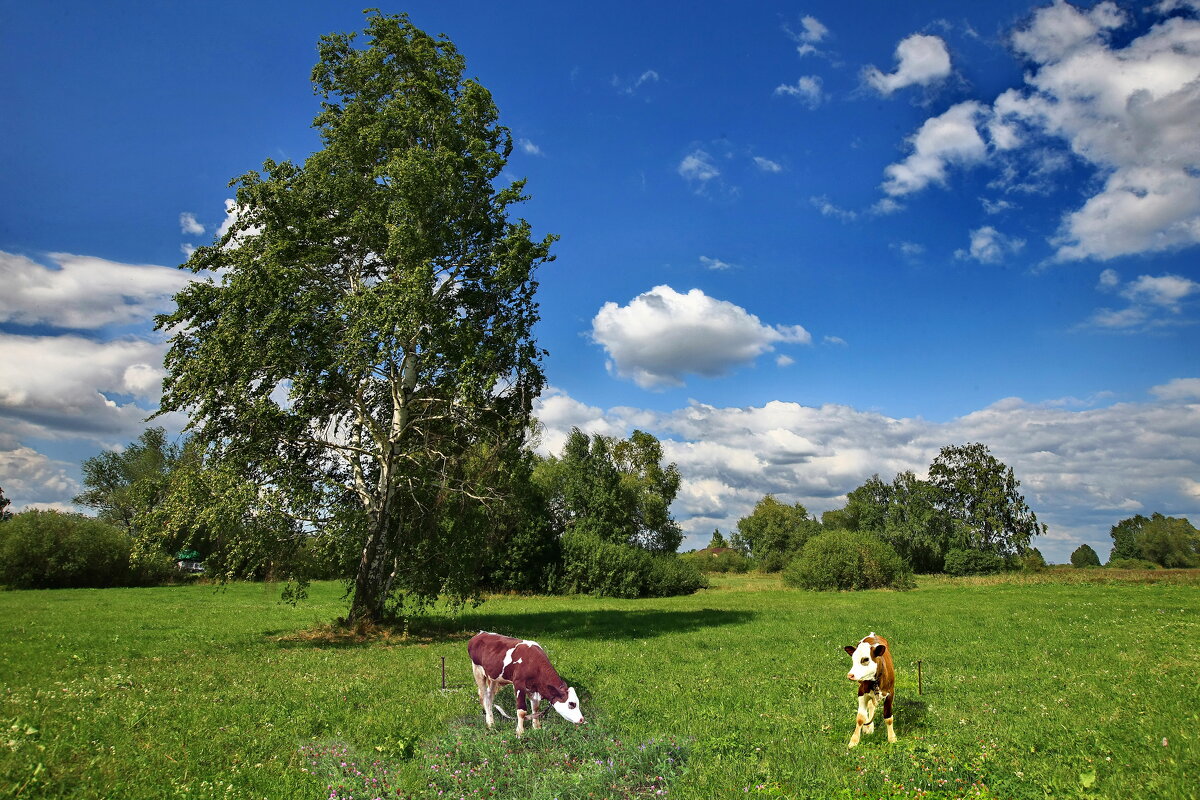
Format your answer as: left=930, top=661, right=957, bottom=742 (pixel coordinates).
left=552, top=686, right=584, bottom=724
left=847, top=640, right=878, bottom=682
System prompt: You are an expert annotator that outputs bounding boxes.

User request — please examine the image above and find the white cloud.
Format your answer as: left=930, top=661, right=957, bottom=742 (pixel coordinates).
left=811, top=195, right=858, bottom=221
left=882, top=101, right=988, bottom=196
left=995, top=5, right=1200, bottom=260
left=823, top=335, right=848, bottom=346
left=678, top=149, right=720, bottom=184
left=1098, top=268, right=1120, bottom=289
left=1151, top=377, right=1200, bottom=401
left=1122, top=273, right=1199, bottom=309
left=614, top=69, right=660, bottom=96
left=774, top=76, right=823, bottom=108
left=776, top=354, right=795, bottom=367
left=864, top=34, right=952, bottom=95
left=955, top=226, right=1026, bottom=263
left=533, top=387, right=1200, bottom=562
left=0, top=446, right=78, bottom=510
left=179, top=212, right=205, bottom=236
left=892, top=241, right=925, bottom=259
left=0, top=333, right=168, bottom=441
left=753, top=156, right=783, bottom=173
left=1086, top=270, right=1199, bottom=329
left=788, top=14, right=830, bottom=57
left=0, top=251, right=194, bottom=330
left=590, top=285, right=811, bottom=389
left=517, top=138, right=543, bottom=156
left=699, top=256, right=735, bottom=271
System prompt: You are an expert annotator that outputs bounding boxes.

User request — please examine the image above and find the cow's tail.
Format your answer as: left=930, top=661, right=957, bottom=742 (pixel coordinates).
left=492, top=704, right=514, bottom=720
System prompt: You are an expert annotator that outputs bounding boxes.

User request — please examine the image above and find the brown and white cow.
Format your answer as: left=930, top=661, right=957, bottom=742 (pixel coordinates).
left=467, top=631, right=584, bottom=737
left=843, top=631, right=897, bottom=747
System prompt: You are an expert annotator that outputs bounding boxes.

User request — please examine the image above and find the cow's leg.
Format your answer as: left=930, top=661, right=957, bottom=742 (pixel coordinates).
left=862, top=693, right=876, bottom=735
left=472, top=665, right=495, bottom=728
left=515, top=688, right=527, bottom=738
left=884, top=692, right=897, bottom=743
left=848, top=694, right=870, bottom=748
left=530, top=696, right=542, bottom=730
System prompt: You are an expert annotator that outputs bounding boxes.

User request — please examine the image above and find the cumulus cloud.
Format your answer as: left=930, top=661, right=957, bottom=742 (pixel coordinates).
left=774, top=76, right=824, bottom=108
left=1086, top=270, right=1200, bottom=329
left=678, top=149, right=720, bottom=185
left=955, top=226, right=1026, bottom=263
left=517, top=138, right=543, bottom=156
left=533, top=387, right=1200, bottom=562
left=811, top=195, right=858, bottom=221
left=590, top=285, right=811, bottom=389
left=0, top=333, right=169, bottom=441
left=753, top=156, right=783, bottom=173
left=0, top=446, right=78, bottom=510
left=179, top=212, right=205, bottom=236
left=864, top=33, right=952, bottom=95
left=787, top=14, right=830, bottom=57
left=0, top=251, right=193, bottom=330
left=699, top=256, right=735, bottom=271
left=882, top=101, right=988, bottom=196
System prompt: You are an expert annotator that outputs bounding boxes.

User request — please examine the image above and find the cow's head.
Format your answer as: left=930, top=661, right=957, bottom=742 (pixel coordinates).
left=551, top=686, right=584, bottom=724
left=844, top=640, right=886, bottom=682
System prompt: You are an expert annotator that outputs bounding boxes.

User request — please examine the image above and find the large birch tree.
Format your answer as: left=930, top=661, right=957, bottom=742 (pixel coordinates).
left=155, top=12, right=554, bottom=624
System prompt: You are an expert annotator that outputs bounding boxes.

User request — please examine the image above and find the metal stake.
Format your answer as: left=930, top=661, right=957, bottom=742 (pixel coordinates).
left=918, top=660, right=923, bottom=695
left=441, top=656, right=446, bottom=690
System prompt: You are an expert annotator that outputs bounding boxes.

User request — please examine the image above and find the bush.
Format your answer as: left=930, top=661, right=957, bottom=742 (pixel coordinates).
left=782, top=530, right=913, bottom=591
left=1019, top=547, right=1048, bottom=572
left=1070, top=543, right=1102, bottom=568
left=1105, top=557, right=1159, bottom=570
left=943, top=548, right=1004, bottom=576
left=0, top=510, right=133, bottom=589
left=556, top=530, right=706, bottom=598
left=680, top=548, right=752, bottom=574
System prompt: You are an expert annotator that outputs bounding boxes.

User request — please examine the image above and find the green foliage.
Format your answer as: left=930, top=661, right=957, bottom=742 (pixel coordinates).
left=0, top=485, right=11, bottom=522
left=782, top=529, right=913, bottom=591
left=943, top=547, right=1005, bottom=576
left=682, top=547, right=752, bottom=574
left=1109, top=514, right=1148, bottom=561
left=0, top=510, right=132, bottom=589
left=1135, top=514, right=1199, bottom=568
left=1070, top=543, right=1102, bottom=568
left=73, top=427, right=181, bottom=532
left=707, top=529, right=727, bottom=549
left=832, top=471, right=961, bottom=573
left=1020, top=547, right=1048, bottom=571
left=927, top=442, right=1045, bottom=558
left=537, top=428, right=683, bottom=554
left=481, top=453, right=560, bottom=593
left=1105, top=557, right=1159, bottom=570
left=734, top=494, right=820, bottom=571
left=154, top=11, right=554, bottom=624
left=556, top=529, right=706, bottom=598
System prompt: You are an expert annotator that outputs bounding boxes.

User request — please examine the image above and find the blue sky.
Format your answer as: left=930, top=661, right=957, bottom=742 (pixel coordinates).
left=2, top=0, right=1198, bottom=562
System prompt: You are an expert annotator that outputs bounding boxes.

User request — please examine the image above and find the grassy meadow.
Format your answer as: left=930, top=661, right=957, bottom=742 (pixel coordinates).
left=2, top=572, right=1198, bottom=799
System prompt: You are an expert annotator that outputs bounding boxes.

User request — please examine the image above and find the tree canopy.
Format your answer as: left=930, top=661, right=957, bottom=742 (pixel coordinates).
left=155, top=11, right=555, bottom=624
left=73, top=427, right=181, bottom=534
left=734, top=494, right=821, bottom=571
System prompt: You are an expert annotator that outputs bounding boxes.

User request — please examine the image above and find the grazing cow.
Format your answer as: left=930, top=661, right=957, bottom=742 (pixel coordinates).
left=467, top=631, right=584, bottom=737
left=843, top=631, right=897, bottom=747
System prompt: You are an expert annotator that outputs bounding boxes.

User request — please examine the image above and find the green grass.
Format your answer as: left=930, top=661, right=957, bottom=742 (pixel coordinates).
left=1, top=572, right=1198, bottom=799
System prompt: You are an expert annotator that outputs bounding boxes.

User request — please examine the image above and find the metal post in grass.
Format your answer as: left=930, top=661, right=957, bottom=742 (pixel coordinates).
left=918, top=660, right=923, bottom=695
left=441, top=656, right=446, bottom=690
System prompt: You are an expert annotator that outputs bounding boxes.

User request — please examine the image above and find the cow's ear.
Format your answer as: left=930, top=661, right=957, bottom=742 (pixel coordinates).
left=872, top=643, right=887, bottom=659
left=844, top=646, right=856, bottom=656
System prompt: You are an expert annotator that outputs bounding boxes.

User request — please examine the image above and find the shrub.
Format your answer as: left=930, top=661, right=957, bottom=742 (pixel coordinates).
left=1019, top=547, right=1048, bottom=572
left=556, top=529, right=706, bottom=598
left=943, top=548, right=1004, bottom=576
left=0, top=510, right=133, bottom=589
left=782, top=529, right=913, bottom=591
left=680, top=548, right=752, bottom=574
left=1105, top=557, right=1159, bottom=570
left=1070, top=543, right=1102, bottom=568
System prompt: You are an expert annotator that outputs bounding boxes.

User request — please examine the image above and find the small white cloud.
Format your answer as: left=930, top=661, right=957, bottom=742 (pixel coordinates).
left=982, top=198, right=1017, bottom=214
left=678, top=149, right=720, bottom=184
left=892, top=241, right=925, bottom=259
left=518, top=138, right=543, bottom=156
left=774, top=76, right=823, bottom=108
left=776, top=354, right=796, bottom=367
left=591, top=285, right=811, bottom=389
left=181, top=243, right=196, bottom=258
left=699, top=256, right=735, bottom=271
left=1121, top=274, right=1199, bottom=309
left=864, top=33, right=952, bottom=95
left=882, top=101, right=988, bottom=197
left=823, top=335, right=848, bottom=346
left=1084, top=271, right=1199, bottom=330
left=616, top=69, right=660, bottom=95
left=179, top=212, right=205, bottom=236
left=811, top=195, right=858, bottom=221
left=955, top=226, right=1026, bottom=264
left=1150, top=377, right=1200, bottom=401
left=753, top=156, right=783, bottom=173
left=1098, top=268, right=1120, bottom=289
left=787, top=14, right=830, bottom=57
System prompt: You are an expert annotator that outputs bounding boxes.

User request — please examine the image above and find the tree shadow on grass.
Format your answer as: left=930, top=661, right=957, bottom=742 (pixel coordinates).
left=270, top=607, right=756, bottom=649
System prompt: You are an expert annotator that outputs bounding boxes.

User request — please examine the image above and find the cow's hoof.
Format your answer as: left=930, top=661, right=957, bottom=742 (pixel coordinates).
left=863, top=723, right=874, bottom=735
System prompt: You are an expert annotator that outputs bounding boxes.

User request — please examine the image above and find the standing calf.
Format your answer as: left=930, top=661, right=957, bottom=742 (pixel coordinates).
left=843, top=632, right=897, bottom=747
left=467, top=631, right=584, bottom=737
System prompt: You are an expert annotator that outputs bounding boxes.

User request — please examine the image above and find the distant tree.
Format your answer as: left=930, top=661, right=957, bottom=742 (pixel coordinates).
left=1070, top=543, right=1101, bottom=568
left=537, top=428, right=682, bottom=553
left=707, top=529, right=728, bottom=549
left=1108, top=514, right=1149, bottom=562
left=783, top=529, right=912, bottom=591
left=1021, top=547, right=1048, bottom=571
left=843, top=475, right=890, bottom=532
left=73, top=427, right=181, bottom=533
left=943, top=548, right=1004, bottom=576
left=1134, top=514, right=1200, bottom=568
left=0, top=486, right=11, bottom=522
left=879, top=471, right=960, bottom=573
left=927, top=442, right=1045, bottom=558
left=820, top=508, right=854, bottom=530
left=154, top=12, right=555, bottom=625
left=735, top=494, right=821, bottom=571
